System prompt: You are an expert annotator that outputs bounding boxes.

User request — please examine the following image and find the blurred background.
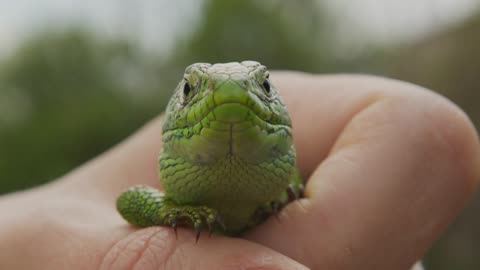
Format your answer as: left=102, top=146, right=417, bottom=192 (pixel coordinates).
left=0, top=0, right=478, bottom=268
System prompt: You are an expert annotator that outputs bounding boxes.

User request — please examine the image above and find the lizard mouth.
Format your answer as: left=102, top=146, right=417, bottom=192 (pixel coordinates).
left=210, top=102, right=254, bottom=124
left=188, top=96, right=275, bottom=129
left=191, top=101, right=290, bottom=135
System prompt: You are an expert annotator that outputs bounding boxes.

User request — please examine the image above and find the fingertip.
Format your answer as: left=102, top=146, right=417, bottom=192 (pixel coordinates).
left=429, top=97, right=480, bottom=194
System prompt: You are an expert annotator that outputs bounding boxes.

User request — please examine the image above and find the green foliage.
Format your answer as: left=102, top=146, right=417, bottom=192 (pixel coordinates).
left=0, top=30, right=167, bottom=194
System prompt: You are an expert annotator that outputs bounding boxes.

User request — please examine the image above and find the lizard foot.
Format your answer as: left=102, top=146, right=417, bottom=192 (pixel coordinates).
left=116, top=185, right=224, bottom=242
left=161, top=202, right=225, bottom=242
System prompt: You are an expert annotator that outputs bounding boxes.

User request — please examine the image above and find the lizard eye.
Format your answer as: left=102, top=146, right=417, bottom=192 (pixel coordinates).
left=183, top=81, right=192, bottom=97
left=262, top=77, right=271, bottom=94
left=181, top=80, right=195, bottom=105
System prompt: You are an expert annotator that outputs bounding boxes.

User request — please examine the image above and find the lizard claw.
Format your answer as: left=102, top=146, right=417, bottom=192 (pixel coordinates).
left=172, top=221, right=178, bottom=239
left=270, top=201, right=282, bottom=222
left=195, top=223, right=201, bottom=243
left=215, top=212, right=226, bottom=231
left=287, top=183, right=305, bottom=202
left=286, top=184, right=298, bottom=201
left=207, top=217, right=215, bottom=237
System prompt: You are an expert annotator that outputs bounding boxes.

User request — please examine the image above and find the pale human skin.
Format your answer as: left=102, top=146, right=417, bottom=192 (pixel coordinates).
left=0, top=73, right=478, bottom=270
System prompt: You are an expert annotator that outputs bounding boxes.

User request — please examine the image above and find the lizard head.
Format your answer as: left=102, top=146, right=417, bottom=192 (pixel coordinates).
left=161, top=61, right=294, bottom=164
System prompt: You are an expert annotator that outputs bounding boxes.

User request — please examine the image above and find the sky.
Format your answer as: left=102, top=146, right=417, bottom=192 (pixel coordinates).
left=326, top=0, right=479, bottom=45
left=0, top=0, right=478, bottom=57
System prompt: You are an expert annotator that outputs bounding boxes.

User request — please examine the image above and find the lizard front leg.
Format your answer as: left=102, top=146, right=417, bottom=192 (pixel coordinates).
left=116, top=185, right=224, bottom=241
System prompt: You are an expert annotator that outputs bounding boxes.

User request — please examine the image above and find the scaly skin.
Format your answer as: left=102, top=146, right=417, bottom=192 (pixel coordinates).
left=116, top=61, right=303, bottom=238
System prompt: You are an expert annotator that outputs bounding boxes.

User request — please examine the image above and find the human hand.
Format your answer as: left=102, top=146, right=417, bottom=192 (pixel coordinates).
left=0, top=73, right=478, bottom=269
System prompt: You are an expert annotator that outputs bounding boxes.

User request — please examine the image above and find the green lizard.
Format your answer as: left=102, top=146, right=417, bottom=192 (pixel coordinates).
left=116, top=61, right=303, bottom=239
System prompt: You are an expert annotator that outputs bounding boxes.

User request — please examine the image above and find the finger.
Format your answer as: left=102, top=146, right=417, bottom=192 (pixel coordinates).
left=274, top=72, right=387, bottom=177
left=100, top=227, right=309, bottom=270
left=246, top=74, right=480, bottom=269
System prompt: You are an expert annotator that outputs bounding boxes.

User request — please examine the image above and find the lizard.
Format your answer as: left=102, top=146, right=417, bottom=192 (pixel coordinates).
left=116, top=61, right=303, bottom=240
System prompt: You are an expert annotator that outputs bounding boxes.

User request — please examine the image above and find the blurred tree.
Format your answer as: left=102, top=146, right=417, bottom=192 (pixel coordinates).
left=162, top=0, right=338, bottom=87
left=0, top=30, right=167, bottom=194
